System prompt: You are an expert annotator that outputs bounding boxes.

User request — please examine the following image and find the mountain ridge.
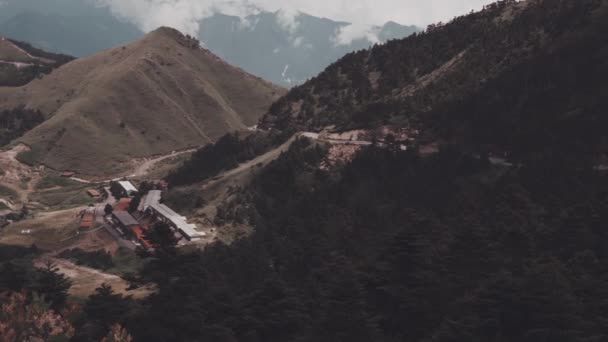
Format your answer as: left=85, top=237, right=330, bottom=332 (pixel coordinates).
left=0, top=27, right=285, bottom=176
left=258, top=0, right=608, bottom=161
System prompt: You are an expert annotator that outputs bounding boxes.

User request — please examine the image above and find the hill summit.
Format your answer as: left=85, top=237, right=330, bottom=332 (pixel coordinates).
left=0, top=27, right=285, bottom=176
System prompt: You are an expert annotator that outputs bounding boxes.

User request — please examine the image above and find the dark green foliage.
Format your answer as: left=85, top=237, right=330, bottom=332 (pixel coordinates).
left=0, top=106, right=44, bottom=146
left=260, top=0, right=608, bottom=156
left=109, top=181, right=125, bottom=199
left=144, top=222, right=178, bottom=257
left=104, top=203, right=114, bottom=215
left=166, top=130, right=292, bottom=187
left=31, top=260, right=72, bottom=310
left=57, top=248, right=115, bottom=271
left=122, top=139, right=608, bottom=341
left=73, top=284, right=133, bottom=341
left=161, top=188, right=205, bottom=214
left=128, top=194, right=141, bottom=213
left=0, top=244, right=39, bottom=292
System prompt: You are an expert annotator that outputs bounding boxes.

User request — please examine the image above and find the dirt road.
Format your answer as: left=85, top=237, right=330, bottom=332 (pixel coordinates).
left=35, top=257, right=153, bottom=298
left=68, top=148, right=197, bottom=184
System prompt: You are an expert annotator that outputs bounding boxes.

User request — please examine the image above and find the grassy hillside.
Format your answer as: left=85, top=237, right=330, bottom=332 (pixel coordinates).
left=0, top=36, right=74, bottom=86
left=0, top=27, right=285, bottom=176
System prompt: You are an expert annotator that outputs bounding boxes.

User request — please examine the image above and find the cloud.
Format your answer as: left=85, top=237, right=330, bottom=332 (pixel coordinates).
left=332, top=23, right=381, bottom=46
left=95, top=0, right=497, bottom=37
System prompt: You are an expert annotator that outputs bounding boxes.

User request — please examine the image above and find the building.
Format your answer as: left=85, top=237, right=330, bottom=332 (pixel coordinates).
left=114, top=198, right=131, bottom=211
left=130, top=225, right=152, bottom=249
left=118, top=181, right=139, bottom=196
left=79, top=207, right=96, bottom=230
left=61, top=171, right=76, bottom=178
left=143, top=190, right=206, bottom=241
left=79, top=213, right=94, bottom=230
left=87, top=189, right=101, bottom=198
left=112, top=211, right=139, bottom=233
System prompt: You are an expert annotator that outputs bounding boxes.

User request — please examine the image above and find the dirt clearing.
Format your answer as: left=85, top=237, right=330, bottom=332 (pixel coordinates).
left=35, top=257, right=154, bottom=299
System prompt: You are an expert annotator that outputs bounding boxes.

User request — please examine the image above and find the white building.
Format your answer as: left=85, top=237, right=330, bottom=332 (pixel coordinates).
left=143, top=190, right=206, bottom=241
left=118, top=181, right=139, bottom=196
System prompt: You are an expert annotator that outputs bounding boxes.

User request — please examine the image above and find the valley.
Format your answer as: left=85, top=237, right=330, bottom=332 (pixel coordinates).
left=0, top=1, right=607, bottom=341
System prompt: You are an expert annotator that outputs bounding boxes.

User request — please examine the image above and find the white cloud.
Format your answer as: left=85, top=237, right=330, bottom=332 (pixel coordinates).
left=95, top=0, right=497, bottom=37
left=275, top=8, right=300, bottom=33
left=332, top=23, right=380, bottom=46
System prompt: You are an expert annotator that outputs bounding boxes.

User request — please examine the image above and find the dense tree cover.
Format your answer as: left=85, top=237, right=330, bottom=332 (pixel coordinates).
left=72, top=284, right=133, bottom=342
left=109, top=181, right=126, bottom=200
left=167, top=130, right=292, bottom=187
left=430, top=0, right=608, bottom=162
left=0, top=245, right=72, bottom=311
left=0, top=106, right=44, bottom=146
left=58, top=248, right=115, bottom=271
left=0, top=245, right=135, bottom=341
left=90, top=137, right=605, bottom=341
left=261, top=0, right=606, bottom=136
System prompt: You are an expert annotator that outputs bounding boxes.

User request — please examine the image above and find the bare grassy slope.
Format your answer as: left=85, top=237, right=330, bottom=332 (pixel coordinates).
left=0, top=27, right=285, bottom=176
left=0, top=37, right=35, bottom=63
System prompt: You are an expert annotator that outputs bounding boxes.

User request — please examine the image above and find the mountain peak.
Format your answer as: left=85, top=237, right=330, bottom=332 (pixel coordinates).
left=0, top=27, right=285, bottom=176
left=149, top=26, right=186, bottom=38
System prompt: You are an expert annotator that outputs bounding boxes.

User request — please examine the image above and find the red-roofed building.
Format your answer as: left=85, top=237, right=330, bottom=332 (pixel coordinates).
left=114, top=198, right=131, bottom=211
left=79, top=212, right=94, bottom=230
left=87, top=189, right=101, bottom=197
left=131, top=225, right=152, bottom=249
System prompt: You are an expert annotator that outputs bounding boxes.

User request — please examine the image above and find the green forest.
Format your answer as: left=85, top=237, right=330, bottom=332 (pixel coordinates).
left=1, top=0, right=608, bottom=341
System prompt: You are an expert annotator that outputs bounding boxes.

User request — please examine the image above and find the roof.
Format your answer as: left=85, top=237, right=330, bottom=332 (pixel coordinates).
left=87, top=189, right=101, bottom=197
left=114, top=198, right=131, bottom=211
left=143, top=190, right=162, bottom=209
left=131, top=225, right=152, bottom=249
left=113, top=211, right=139, bottom=227
left=143, top=190, right=205, bottom=239
left=80, top=213, right=94, bottom=228
left=61, top=172, right=75, bottom=177
left=118, top=181, right=138, bottom=193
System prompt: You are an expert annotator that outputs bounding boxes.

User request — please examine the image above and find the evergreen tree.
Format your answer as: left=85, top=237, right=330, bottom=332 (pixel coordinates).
left=31, top=260, right=72, bottom=310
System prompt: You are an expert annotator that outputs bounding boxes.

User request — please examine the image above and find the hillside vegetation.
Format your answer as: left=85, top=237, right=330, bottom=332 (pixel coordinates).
left=260, top=0, right=608, bottom=161
left=0, top=36, right=74, bottom=86
left=0, top=27, right=285, bottom=176
left=2, top=1, right=608, bottom=341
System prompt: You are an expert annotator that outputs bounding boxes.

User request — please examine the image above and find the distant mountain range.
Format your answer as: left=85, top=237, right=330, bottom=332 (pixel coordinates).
left=0, top=0, right=419, bottom=86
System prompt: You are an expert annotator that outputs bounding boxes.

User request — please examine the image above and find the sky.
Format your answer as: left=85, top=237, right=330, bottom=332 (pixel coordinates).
left=95, top=0, right=497, bottom=43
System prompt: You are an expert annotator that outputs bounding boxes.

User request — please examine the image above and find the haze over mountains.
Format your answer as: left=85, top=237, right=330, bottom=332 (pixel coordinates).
left=0, top=27, right=284, bottom=176
left=0, top=0, right=419, bottom=86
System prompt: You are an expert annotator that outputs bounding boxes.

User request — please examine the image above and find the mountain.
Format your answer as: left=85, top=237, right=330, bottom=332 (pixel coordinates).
left=198, top=12, right=419, bottom=86
left=0, top=11, right=143, bottom=57
left=0, top=0, right=143, bottom=57
left=4, top=1, right=608, bottom=341
left=0, top=0, right=419, bottom=86
left=128, top=1, right=608, bottom=341
left=0, top=35, right=74, bottom=86
left=0, top=27, right=285, bottom=176
left=260, top=0, right=608, bottom=160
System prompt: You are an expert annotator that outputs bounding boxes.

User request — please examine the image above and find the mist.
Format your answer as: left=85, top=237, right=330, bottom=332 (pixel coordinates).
left=95, top=0, right=497, bottom=42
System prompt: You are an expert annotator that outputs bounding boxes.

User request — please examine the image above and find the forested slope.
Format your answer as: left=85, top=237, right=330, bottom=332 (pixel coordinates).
left=260, top=0, right=608, bottom=162
left=2, top=1, right=608, bottom=341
